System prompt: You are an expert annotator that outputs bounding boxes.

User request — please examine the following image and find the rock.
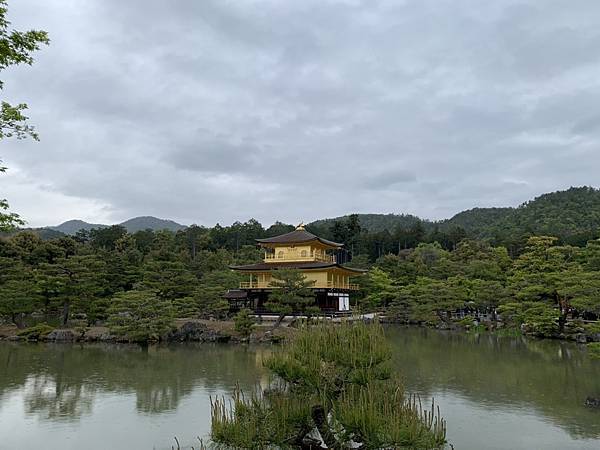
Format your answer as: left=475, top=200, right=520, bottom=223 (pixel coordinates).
left=7, top=335, right=23, bottom=341
left=169, top=322, right=209, bottom=341
left=589, top=333, right=600, bottom=343
left=99, top=333, right=115, bottom=342
left=575, top=333, right=588, bottom=344
left=585, top=397, right=600, bottom=408
left=167, top=321, right=231, bottom=342
left=45, top=329, right=76, bottom=342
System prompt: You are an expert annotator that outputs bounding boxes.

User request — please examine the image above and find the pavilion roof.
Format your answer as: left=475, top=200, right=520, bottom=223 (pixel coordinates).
left=256, top=226, right=343, bottom=248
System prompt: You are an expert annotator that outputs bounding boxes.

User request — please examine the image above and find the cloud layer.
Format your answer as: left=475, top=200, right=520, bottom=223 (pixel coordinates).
left=1, top=0, right=599, bottom=227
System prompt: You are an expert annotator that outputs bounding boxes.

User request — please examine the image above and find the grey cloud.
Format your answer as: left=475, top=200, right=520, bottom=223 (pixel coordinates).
left=1, top=0, right=599, bottom=227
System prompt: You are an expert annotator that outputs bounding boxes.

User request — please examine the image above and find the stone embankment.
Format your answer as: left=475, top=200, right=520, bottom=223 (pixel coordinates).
left=0, top=319, right=293, bottom=344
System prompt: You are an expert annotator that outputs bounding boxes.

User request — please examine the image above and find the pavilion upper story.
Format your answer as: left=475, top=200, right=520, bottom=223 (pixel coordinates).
left=255, top=224, right=342, bottom=263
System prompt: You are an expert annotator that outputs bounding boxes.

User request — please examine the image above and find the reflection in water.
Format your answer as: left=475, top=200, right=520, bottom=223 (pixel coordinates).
left=0, top=330, right=599, bottom=450
left=386, top=327, right=600, bottom=441
left=0, top=343, right=266, bottom=421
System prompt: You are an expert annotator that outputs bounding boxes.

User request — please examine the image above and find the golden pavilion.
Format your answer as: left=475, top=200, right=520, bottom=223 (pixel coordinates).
left=226, top=224, right=365, bottom=314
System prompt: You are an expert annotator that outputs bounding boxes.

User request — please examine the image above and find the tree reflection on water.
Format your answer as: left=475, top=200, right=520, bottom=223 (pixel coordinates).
left=0, top=343, right=266, bottom=420
left=386, top=327, right=600, bottom=440
left=0, top=330, right=599, bottom=442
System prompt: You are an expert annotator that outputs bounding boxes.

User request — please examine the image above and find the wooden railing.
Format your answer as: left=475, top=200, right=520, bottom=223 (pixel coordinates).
left=327, top=281, right=360, bottom=290
left=239, top=281, right=359, bottom=290
left=240, top=281, right=270, bottom=289
left=263, top=254, right=336, bottom=263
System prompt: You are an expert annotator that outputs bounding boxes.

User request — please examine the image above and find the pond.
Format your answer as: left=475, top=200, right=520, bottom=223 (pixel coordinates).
left=0, top=327, right=599, bottom=449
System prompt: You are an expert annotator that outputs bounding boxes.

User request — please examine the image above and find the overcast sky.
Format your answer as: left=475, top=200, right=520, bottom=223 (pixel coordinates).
left=1, top=0, right=599, bottom=228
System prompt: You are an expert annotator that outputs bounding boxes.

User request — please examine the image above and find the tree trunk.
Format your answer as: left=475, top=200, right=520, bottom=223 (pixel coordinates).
left=61, top=300, right=71, bottom=327
left=43, top=296, right=51, bottom=321
left=557, top=294, right=568, bottom=334
left=273, top=313, right=286, bottom=329
left=490, top=308, right=498, bottom=330
left=311, top=405, right=342, bottom=449
left=436, top=310, right=450, bottom=324
left=11, top=312, right=26, bottom=329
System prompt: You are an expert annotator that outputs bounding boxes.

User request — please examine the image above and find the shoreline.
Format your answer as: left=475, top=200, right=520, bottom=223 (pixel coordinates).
left=2, top=316, right=599, bottom=347
left=0, top=318, right=296, bottom=345
left=0, top=319, right=600, bottom=345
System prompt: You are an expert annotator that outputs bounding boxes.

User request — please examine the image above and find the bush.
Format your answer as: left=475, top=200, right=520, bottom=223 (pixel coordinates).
left=588, top=343, right=600, bottom=360
left=107, top=290, right=175, bottom=343
left=17, top=323, right=54, bottom=340
left=456, top=315, right=475, bottom=328
left=234, top=309, right=255, bottom=338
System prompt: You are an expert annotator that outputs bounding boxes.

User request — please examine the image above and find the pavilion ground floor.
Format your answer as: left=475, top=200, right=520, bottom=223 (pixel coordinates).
left=224, top=288, right=352, bottom=316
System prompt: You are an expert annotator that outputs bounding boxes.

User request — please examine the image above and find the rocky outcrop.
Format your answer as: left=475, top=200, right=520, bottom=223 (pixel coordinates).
left=167, top=321, right=231, bottom=343
left=585, top=397, right=600, bottom=408
left=45, top=329, right=76, bottom=342
left=589, top=333, right=600, bottom=343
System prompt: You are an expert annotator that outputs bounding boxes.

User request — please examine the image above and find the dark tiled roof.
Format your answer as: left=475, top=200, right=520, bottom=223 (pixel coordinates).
left=256, top=229, right=343, bottom=247
left=229, top=261, right=366, bottom=273
left=223, top=289, right=248, bottom=299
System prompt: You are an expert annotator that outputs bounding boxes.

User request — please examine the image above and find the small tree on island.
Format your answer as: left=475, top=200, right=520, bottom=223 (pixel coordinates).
left=211, top=321, right=447, bottom=448
left=107, top=290, right=175, bottom=343
left=266, top=269, right=316, bottom=327
left=234, top=309, right=256, bottom=338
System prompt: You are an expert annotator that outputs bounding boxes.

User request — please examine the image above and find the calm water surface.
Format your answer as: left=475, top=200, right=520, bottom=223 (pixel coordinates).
left=0, top=327, right=599, bottom=449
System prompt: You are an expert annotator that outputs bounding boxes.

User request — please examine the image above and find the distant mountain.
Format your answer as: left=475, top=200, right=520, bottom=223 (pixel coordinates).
left=119, top=216, right=186, bottom=233
left=309, top=187, right=600, bottom=246
left=49, top=216, right=186, bottom=235
left=311, top=213, right=432, bottom=233
left=441, top=186, right=600, bottom=244
left=25, top=186, right=600, bottom=246
left=440, top=207, right=514, bottom=236
left=50, top=219, right=107, bottom=235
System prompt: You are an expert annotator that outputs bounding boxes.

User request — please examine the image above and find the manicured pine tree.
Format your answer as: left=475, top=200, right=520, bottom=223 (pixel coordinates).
left=211, top=321, right=446, bottom=448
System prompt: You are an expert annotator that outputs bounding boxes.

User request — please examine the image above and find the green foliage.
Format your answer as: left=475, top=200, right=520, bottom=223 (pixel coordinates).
left=588, top=343, right=600, bottom=360
left=194, top=270, right=241, bottom=319
left=364, top=267, right=396, bottom=308
left=233, top=309, right=255, bottom=338
left=211, top=388, right=313, bottom=447
left=266, top=269, right=315, bottom=318
left=211, top=322, right=446, bottom=448
left=497, top=302, right=560, bottom=336
left=16, top=323, right=54, bottom=340
left=2, top=196, right=600, bottom=342
left=0, top=194, right=25, bottom=232
left=0, top=257, right=39, bottom=327
left=0, top=0, right=49, bottom=140
left=584, top=322, right=600, bottom=335
left=0, top=2, right=49, bottom=231
left=394, top=276, right=467, bottom=325
left=107, top=290, right=175, bottom=343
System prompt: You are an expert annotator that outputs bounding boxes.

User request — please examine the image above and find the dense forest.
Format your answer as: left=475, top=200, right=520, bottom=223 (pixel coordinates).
left=1, top=204, right=599, bottom=346
left=3, top=175, right=600, bottom=346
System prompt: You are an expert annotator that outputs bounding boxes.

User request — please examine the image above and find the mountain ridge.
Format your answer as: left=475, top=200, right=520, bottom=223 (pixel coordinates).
left=48, top=216, right=187, bottom=235
left=34, top=186, right=600, bottom=245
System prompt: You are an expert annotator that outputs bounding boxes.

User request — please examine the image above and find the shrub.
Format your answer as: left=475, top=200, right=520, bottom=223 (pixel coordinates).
left=17, top=323, right=54, bottom=340
left=234, top=309, right=255, bottom=338
left=107, top=290, right=175, bottom=343
left=588, top=343, right=600, bottom=360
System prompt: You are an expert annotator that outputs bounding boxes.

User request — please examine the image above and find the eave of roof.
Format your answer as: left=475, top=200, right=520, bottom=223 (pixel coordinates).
left=229, top=261, right=367, bottom=273
left=255, top=229, right=343, bottom=248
